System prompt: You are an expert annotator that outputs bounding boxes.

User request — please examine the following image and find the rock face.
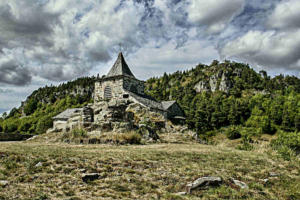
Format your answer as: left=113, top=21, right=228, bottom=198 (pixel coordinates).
left=194, top=70, right=234, bottom=93
left=93, top=100, right=163, bottom=140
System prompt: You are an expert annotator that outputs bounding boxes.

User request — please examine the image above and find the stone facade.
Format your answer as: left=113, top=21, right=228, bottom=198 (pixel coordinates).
left=51, top=52, right=185, bottom=134
left=51, top=107, right=93, bottom=132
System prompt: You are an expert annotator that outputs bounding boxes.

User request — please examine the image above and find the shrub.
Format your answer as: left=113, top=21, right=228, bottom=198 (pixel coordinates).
left=71, top=128, right=88, bottom=138
left=275, top=145, right=296, bottom=161
left=225, top=126, right=241, bottom=140
left=236, top=136, right=254, bottom=151
left=36, top=115, right=53, bottom=134
left=116, top=132, right=141, bottom=144
left=271, top=131, right=300, bottom=160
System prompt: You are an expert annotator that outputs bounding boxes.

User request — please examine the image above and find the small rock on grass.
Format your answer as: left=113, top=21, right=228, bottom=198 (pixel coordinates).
left=231, top=179, right=248, bottom=189
left=176, top=192, right=187, bottom=195
left=0, top=180, right=9, bottom=187
left=35, top=162, right=43, bottom=167
left=269, top=172, right=279, bottom=177
left=186, top=176, right=222, bottom=194
left=261, top=179, right=269, bottom=184
left=79, top=168, right=87, bottom=173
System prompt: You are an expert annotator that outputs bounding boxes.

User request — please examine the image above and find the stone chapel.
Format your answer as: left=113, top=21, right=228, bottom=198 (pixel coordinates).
left=51, top=52, right=185, bottom=133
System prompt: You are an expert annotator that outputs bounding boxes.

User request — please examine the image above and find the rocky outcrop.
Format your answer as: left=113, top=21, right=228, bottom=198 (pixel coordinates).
left=194, top=70, right=233, bottom=93
left=194, top=81, right=210, bottom=93
left=92, top=100, right=164, bottom=141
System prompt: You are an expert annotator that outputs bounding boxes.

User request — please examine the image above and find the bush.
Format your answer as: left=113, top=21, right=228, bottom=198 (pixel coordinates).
left=275, top=145, right=296, bottom=161
left=115, top=132, right=141, bottom=144
left=71, top=128, right=88, bottom=138
left=271, top=131, right=300, bottom=160
left=236, top=135, right=254, bottom=151
left=36, top=115, right=53, bottom=134
left=246, top=115, right=276, bottom=134
left=225, top=126, right=241, bottom=140
left=23, top=98, right=38, bottom=115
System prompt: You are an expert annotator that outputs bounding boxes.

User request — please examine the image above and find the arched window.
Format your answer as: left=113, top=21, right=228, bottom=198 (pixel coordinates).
left=104, top=86, right=112, bottom=99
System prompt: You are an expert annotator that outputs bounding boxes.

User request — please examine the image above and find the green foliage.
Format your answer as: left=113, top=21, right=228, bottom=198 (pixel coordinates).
left=271, top=131, right=300, bottom=160
left=271, top=131, right=300, bottom=152
left=236, top=135, right=254, bottom=151
left=24, top=98, right=38, bottom=115
left=1, top=60, right=299, bottom=137
left=71, top=128, right=88, bottom=138
left=36, top=115, right=53, bottom=134
left=225, top=126, right=241, bottom=140
left=0, top=124, right=2, bottom=132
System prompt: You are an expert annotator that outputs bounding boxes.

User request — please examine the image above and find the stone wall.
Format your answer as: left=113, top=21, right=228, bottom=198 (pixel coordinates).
left=52, top=107, right=93, bottom=132
left=94, top=76, right=145, bottom=104
left=94, top=78, right=124, bottom=103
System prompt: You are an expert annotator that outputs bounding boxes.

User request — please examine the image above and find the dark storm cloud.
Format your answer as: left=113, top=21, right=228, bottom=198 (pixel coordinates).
left=0, top=0, right=299, bottom=89
left=0, top=2, right=58, bottom=49
left=0, top=59, right=31, bottom=86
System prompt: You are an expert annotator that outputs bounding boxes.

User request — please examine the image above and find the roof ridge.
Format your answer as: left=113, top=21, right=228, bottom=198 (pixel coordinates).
left=107, top=52, right=135, bottom=78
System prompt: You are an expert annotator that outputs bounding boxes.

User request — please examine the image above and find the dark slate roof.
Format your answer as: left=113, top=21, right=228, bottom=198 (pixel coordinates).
left=126, top=90, right=165, bottom=111
left=107, top=52, right=135, bottom=78
left=161, top=101, right=176, bottom=110
left=53, top=108, right=83, bottom=120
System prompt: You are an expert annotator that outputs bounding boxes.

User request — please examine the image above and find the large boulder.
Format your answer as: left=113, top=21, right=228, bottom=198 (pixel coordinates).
left=138, top=124, right=159, bottom=141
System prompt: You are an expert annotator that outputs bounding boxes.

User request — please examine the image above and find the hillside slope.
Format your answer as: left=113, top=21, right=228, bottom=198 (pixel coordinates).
left=0, top=60, right=299, bottom=136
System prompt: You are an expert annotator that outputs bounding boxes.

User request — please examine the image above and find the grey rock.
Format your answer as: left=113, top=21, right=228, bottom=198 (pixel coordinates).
left=269, top=172, right=279, bottom=177
left=231, top=179, right=248, bottom=189
left=138, top=125, right=159, bottom=141
left=261, top=179, right=269, bottom=184
left=0, top=180, right=9, bottom=187
left=35, top=162, right=43, bottom=167
left=176, top=192, right=187, bottom=195
left=26, top=135, right=38, bottom=141
left=82, top=173, right=100, bottom=182
left=186, top=176, right=222, bottom=194
left=194, top=81, right=210, bottom=93
left=79, top=169, right=87, bottom=173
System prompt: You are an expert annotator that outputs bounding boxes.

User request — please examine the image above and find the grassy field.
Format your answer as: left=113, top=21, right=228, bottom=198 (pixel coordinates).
left=0, top=138, right=299, bottom=199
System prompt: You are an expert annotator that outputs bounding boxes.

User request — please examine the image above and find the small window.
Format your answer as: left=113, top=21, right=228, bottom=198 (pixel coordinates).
left=123, top=94, right=129, bottom=98
left=104, top=86, right=112, bottom=99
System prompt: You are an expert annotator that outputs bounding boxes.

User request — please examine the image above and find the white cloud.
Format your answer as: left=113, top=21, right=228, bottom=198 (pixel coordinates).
left=128, top=39, right=218, bottom=79
left=187, top=0, right=245, bottom=33
left=221, top=30, right=300, bottom=71
left=0, top=53, right=31, bottom=85
left=220, top=0, right=300, bottom=74
left=0, top=0, right=146, bottom=83
left=267, top=0, right=300, bottom=30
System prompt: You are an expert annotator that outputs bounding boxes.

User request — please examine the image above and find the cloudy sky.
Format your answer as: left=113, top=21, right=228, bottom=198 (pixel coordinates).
left=0, top=0, right=300, bottom=114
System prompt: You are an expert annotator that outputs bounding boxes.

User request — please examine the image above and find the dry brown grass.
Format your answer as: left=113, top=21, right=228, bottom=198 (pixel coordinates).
left=0, top=137, right=299, bottom=199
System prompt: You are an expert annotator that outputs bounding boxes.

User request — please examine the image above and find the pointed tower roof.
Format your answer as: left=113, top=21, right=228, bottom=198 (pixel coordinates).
left=107, top=52, right=135, bottom=78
